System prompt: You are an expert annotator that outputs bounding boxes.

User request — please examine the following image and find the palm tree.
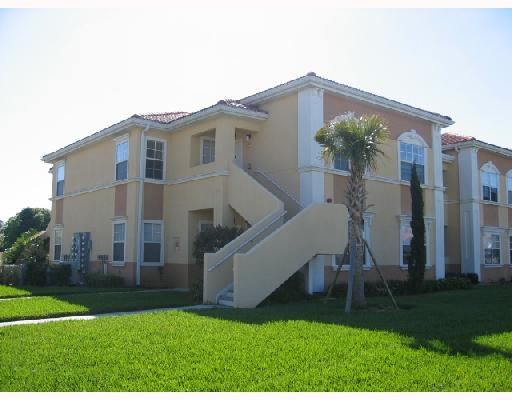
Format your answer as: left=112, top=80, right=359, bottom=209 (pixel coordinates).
left=315, top=113, right=389, bottom=310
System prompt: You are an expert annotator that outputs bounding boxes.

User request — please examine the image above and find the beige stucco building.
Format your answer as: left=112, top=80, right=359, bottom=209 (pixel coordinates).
left=42, top=73, right=456, bottom=307
left=442, top=133, right=512, bottom=283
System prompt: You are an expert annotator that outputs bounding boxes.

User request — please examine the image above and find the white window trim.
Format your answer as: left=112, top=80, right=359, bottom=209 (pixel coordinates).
left=398, top=215, right=433, bottom=269
left=480, top=161, right=500, bottom=203
left=482, top=228, right=503, bottom=267
left=53, top=227, right=63, bottom=263
left=397, top=130, right=428, bottom=185
left=142, top=220, right=164, bottom=267
left=114, top=135, right=129, bottom=182
left=198, top=220, right=214, bottom=233
left=55, top=161, right=65, bottom=197
left=112, top=219, right=127, bottom=266
left=199, top=135, right=216, bottom=165
left=331, top=213, right=374, bottom=271
left=144, top=137, right=167, bottom=181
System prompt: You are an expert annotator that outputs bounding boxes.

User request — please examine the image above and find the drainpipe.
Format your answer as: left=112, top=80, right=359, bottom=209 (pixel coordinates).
left=135, top=124, right=150, bottom=286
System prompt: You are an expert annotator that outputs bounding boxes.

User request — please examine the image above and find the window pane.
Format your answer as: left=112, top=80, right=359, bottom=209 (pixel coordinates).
left=144, top=243, right=161, bottom=262
left=114, top=223, right=125, bottom=242
left=416, top=164, right=425, bottom=184
left=483, top=186, right=490, bottom=201
left=401, top=161, right=411, bottom=181
left=57, top=165, right=65, bottom=181
left=56, top=180, right=64, bottom=196
left=491, top=187, right=498, bottom=202
left=54, top=244, right=61, bottom=261
left=116, top=160, right=128, bottom=180
left=113, top=242, right=124, bottom=262
left=508, top=190, right=512, bottom=205
left=116, top=141, right=128, bottom=162
left=334, top=153, right=349, bottom=171
left=403, top=244, right=411, bottom=265
left=144, top=223, right=153, bottom=241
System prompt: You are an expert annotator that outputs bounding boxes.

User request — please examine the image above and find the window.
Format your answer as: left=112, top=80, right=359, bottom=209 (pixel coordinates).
left=507, top=171, right=512, bottom=205
left=482, top=171, right=498, bottom=202
left=115, top=139, right=128, bottom=181
left=332, top=216, right=372, bottom=269
left=112, top=222, right=126, bottom=264
left=333, top=152, right=349, bottom=171
left=145, top=139, right=164, bottom=180
left=54, top=229, right=63, bottom=261
left=483, top=232, right=501, bottom=265
left=199, top=220, right=214, bottom=232
left=509, top=235, right=512, bottom=265
left=200, top=136, right=215, bottom=164
left=399, top=216, right=432, bottom=267
left=56, top=164, right=65, bottom=196
left=400, top=142, right=425, bottom=184
left=143, top=221, right=163, bottom=264
left=481, top=162, right=499, bottom=203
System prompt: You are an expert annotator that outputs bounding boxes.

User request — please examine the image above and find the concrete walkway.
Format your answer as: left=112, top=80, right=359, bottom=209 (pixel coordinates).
left=0, top=304, right=220, bottom=328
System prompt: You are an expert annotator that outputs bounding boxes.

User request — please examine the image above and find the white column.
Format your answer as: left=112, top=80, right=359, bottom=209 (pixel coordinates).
left=458, top=147, right=481, bottom=279
left=298, top=86, right=325, bottom=293
left=432, top=125, right=446, bottom=279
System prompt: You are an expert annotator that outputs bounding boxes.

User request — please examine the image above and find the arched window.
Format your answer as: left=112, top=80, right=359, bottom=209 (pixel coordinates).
left=398, top=130, right=428, bottom=184
left=481, top=162, right=500, bottom=203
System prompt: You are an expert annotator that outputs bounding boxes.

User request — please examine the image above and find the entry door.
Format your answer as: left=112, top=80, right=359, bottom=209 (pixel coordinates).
left=235, top=137, right=244, bottom=168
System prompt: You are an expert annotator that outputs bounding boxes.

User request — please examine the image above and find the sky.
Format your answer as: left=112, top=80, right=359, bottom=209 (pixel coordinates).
left=0, top=7, right=511, bottom=222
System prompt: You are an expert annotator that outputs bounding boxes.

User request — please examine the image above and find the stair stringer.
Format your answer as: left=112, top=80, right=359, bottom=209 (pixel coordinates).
left=233, top=203, right=349, bottom=308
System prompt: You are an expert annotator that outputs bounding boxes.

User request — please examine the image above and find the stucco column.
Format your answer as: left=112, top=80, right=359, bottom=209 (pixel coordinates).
left=458, top=147, right=481, bottom=278
left=298, top=86, right=325, bottom=293
left=432, top=125, right=446, bottom=279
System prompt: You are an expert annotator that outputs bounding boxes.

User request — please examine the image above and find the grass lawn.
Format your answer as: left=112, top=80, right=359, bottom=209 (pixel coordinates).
left=0, top=284, right=143, bottom=298
left=0, top=286, right=197, bottom=322
left=1, top=285, right=511, bottom=391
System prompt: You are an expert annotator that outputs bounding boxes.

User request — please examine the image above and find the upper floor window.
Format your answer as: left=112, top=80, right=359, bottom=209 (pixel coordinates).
left=200, top=136, right=215, bottom=164
left=333, top=152, right=349, bottom=171
left=481, top=162, right=499, bottom=203
left=115, top=139, right=128, bottom=181
left=145, top=138, right=164, bottom=180
left=398, top=131, right=427, bottom=184
left=56, top=163, right=65, bottom=196
left=506, top=171, right=512, bottom=205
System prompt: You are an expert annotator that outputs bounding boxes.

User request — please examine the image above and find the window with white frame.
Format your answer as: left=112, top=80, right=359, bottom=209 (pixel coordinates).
left=332, top=215, right=372, bottom=269
left=54, top=229, right=63, bottom=261
left=112, top=221, right=126, bottom=264
left=198, top=220, right=214, bottom=233
left=115, top=139, right=129, bottom=181
left=333, top=152, right=349, bottom=171
left=509, top=235, right=512, bottom=265
left=483, top=232, right=501, bottom=265
left=56, top=164, right=65, bottom=196
left=481, top=162, right=499, bottom=203
left=507, top=171, right=512, bottom=205
left=399, top=216, right=431, bottom=267
left=143, top=221, right=163, bottom=264
left=398, top=131, right=427, bottom=184
left=145, top=139, right=164, bottom=180
left=200, top=136, right=215, bottom=164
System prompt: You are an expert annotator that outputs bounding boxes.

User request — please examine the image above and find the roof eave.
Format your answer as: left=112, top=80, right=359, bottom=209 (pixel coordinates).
left=443, top=139, right=512, bottom=158
left=242, top=75, right=454, bottom=127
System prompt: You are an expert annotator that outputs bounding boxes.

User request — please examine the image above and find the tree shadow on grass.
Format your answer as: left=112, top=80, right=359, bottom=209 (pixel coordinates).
left=187, top=285, right=512, bottom=361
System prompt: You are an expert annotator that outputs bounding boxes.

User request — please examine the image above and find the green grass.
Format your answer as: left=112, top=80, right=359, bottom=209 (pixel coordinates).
left=1, top=285, right=511, bottom=391
left=0, top=284, right=143, bottom=298
left=0, top=289, right=197, bottom=322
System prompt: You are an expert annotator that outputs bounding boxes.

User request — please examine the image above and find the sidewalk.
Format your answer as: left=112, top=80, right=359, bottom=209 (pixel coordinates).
left=0, top=304, right=220, bottom=328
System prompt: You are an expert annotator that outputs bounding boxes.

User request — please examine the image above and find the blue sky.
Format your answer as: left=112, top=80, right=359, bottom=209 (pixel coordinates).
left=0, top=8, right=511, bottom=222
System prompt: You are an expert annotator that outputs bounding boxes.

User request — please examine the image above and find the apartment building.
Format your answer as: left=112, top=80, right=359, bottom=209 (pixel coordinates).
left=42, top=73, right=454, bottom=307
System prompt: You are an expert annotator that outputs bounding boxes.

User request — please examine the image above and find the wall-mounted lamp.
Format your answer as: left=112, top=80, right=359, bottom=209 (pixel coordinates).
left=245, top=134, right=252, bottom=142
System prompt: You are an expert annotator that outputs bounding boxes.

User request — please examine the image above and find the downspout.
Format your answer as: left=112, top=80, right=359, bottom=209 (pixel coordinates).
left=135, top=124, right=150, bottom=286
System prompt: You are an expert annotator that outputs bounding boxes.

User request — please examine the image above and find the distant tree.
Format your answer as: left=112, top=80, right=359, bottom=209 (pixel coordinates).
left=0, top=208, right=50, bottom=251
left=408, top=162, right=426, bottom=293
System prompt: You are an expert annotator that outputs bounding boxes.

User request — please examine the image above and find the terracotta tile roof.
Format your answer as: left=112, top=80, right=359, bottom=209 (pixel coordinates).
left=133, top=111, right=189, bottom=124
left=441, top=132, right=475, bottom=146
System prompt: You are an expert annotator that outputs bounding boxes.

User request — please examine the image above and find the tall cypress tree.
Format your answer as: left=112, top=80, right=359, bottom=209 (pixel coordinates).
left=408, top=162, right=426, bottom=293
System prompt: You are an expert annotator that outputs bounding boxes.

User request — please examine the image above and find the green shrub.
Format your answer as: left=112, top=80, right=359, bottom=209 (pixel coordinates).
left=438, top=276, right=471, bottom=291
left=1, top=264, right=24, bottom=286
left=24, top=263, right=47, bottom=286
left=263, top=272, right=309, bottom=305
left=192, top=225, right=244, bottom=265
left=47, top=264, right=71, bottom=286
left=190, top=278, right=203, bottom=302
left=446, top=272, right=479, bottom=285
left=84, top=272, right=124, bottom=288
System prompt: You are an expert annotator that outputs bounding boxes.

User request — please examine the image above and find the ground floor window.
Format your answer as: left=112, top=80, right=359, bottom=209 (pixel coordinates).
left=143, top=221, right=163, bottom=265
left=54, top=229, right=63, bottom=261
left=483, top=232, right=501, bottom=265
left=510, top=235, right=512, bottom=265
left=332, top=215, right=373, bottom=269
left=112, top=221, right=126, bottom=264
left=399, top=216, right=432, bottom=267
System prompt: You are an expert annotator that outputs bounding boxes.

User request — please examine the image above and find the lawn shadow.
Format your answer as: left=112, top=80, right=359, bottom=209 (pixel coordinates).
left=187, top=285, right=512, bottom=361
